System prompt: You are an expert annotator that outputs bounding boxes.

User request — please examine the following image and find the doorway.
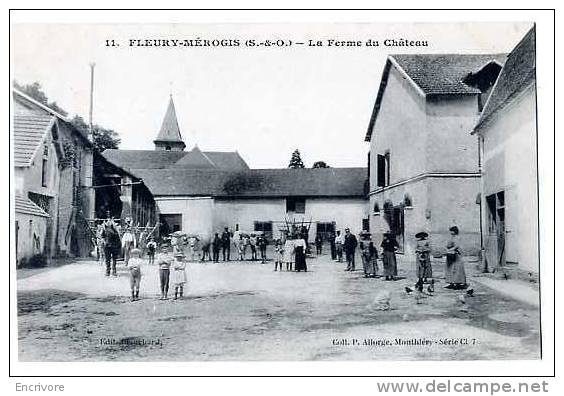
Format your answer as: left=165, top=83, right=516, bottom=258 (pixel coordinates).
left=486, top=191, right=506, bottom=270
left=384, top=202, right=405, bottom=252
left=316, top=222, right=335, bottom=242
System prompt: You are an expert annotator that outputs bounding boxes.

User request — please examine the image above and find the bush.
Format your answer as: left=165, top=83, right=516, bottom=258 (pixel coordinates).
left=21, top=254, right=48, bottom=269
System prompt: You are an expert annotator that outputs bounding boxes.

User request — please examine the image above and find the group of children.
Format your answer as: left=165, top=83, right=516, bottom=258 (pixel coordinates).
left=273, top=236, right=308, bottom=272
left=233, top=233, right=268, bottom=262
left=125, top=244, right=188, bottom=301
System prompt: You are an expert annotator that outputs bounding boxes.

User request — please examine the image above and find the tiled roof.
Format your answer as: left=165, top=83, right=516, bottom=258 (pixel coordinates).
left=474, top=27, right=536, bottom=132
left=103, top=149, right=186, bottom=170
left=103, top=148, right=250, bottom=171
left=392, top=54, right=507, bottom=96
left=13, top=113, right=55, bottom=167
left=12, top=89, right=92, bottom=164
left=130, top=167, right=368, bottom=198
left=15, top=195, right=50, bottom=217
left=365, top=53, right=507, bottom=141
left=172, top=146, right=217, bottom=169
left=200, top=151, right=250, bottom=170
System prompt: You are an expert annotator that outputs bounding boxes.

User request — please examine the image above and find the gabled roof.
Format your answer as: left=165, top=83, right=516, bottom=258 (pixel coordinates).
left=15, top=195, right=50, bottom=217
left=392, top=54, right=507, bottom=96
left=154, top=96, right=183, bottom=143
left=172, top=146, right=216, bottom=169
left=103, top=148, right=250, bottom=171
left=130, top=167, right=368, bottom=198
left=12, top=89, right=92, bottom=167
left=13, top=113, right=55, bottom=167
left=365, top=53, right=507, bottom=141
left=203, top=151, right=250, bottom=170
left=473, top=26, right=536, bottom=133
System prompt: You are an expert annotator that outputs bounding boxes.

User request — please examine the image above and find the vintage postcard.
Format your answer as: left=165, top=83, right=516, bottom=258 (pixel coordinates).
left=8, top=10, right=554, bottom=377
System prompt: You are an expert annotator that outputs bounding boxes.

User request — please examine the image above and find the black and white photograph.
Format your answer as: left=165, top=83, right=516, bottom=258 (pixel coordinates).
left=7, top=9, right=555, bottom=380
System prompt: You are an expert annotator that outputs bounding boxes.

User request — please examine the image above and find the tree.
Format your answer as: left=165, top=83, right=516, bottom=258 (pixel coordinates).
left=288, top=149, right=305, bottom=169
left=312, top=161, right=330, bottom=168
left=13, top=80, right=68, bottom=116
left=71, top=116, right=121, bottom=152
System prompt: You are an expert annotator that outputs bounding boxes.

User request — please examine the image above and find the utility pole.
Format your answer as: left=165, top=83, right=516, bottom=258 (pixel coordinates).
left=89, top=62, right=96, bottom=141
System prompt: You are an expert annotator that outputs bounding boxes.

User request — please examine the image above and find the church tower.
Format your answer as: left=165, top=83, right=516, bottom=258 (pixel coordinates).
left=154, top=96, right=186, bottom=151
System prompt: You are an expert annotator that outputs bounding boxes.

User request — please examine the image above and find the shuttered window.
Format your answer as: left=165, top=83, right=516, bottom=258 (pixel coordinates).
left=377, top=154, right=386, bottom=187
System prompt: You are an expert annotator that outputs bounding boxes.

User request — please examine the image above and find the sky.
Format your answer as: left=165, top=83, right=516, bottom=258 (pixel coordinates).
left=11, top=22, right=531, bottom=168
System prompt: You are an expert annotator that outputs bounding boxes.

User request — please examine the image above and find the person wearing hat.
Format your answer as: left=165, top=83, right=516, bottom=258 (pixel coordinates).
left=381, top=232, right=399, bottom=280
left=212, top=232, right=222, bottom=263
left=102, top=220, right=121, bottom=277
left=343, top=228, right=358, bottom=271
left=221, top=227, right=232, bottom=261
left=121, top=226, right=137, bottom=267
left=445, top=226, right=467, bottom=289
left=415, top=232, right=432, bottom=284
left=335, top=230, right=344, bottom=262
left=157, top=245, right=172, bottom=300
left=172, top=252, right=187, bottom=300
left=127, top=248, right=143, bottom=301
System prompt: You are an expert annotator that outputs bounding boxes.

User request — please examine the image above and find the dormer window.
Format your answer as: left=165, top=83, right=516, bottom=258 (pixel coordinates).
left=463, top=60, right=503, bottom=111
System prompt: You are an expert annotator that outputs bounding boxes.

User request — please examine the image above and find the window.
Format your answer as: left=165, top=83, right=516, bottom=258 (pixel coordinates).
left=316, top=222, right=335, bottom=241
left=403, top=194, right=413, bottom=207
left=160, top=214, right=182, bottom=234
left=377, top=152, right=391, bottom=187
left=41, top=145, right=49, bottom=187
left=254, top=221, right=273, bottom=240
left=385, top=152, right=391, bottom=186
left=362, top=218, right=370, bottom=232
left=286, top=197, right=306, bottom=214
left=41, top=159, right=48, bottom=187
left=165, top=145, right=172, bottom=151
left=373, top=202, right=380, bottom=214
left=377, top=154, right=386, bottom=187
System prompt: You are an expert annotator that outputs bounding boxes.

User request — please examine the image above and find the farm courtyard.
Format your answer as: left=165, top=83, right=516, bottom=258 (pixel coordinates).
left=17, top=251, right=540, bottom=361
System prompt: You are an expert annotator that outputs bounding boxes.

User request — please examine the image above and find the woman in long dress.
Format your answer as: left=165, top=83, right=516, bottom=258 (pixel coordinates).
left=294, top=237, right=307, bottom=272
left=445, top=226, right=467, bottom=289
left=381, top=232, right=399, bottom=281
left=283, top=237, right=295, bottom=271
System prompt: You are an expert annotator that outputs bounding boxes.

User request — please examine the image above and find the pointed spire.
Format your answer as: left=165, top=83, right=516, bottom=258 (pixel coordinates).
left=154, top=95, right=186, bottom=151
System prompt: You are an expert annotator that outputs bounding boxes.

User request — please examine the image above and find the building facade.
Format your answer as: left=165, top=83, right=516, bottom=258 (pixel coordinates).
left=13, top=89, right=95, bottom=264
left=104, top=96, right=369, bottom=242
left=365, top=54, right=505, bottom=256
left=472, top=27, right=538, bottom=273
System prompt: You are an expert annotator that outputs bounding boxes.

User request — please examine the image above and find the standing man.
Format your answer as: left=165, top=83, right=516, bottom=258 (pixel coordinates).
left=329, top=231, right=336, bottom=260
left=212, top=232, right=221, bottom=263
left=335, top=230, right=344, bottom=262
left=343, top=228, right=358, bottom=271
left=102, top=220, right=121, bottom=277
left=221, top=227, right=231, bottom=261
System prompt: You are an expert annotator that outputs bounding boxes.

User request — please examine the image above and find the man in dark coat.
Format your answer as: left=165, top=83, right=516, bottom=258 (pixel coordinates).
left=343, top=228, right=358, bottom=271
left=102, top=220, right=121, bottom=277
left=221, top=227, right=231, bottom=261
left=329, top=231, right=336, bottom=260
left=212, top=233, right=221, bottom=263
